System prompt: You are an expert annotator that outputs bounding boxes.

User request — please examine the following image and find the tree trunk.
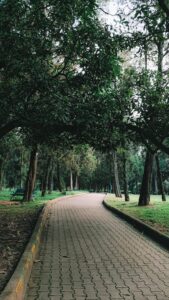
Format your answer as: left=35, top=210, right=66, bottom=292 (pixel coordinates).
left=70, top=169, right=73, bottom=190
left=152, top=166, right=158, bottom=195
left=23, top=145, right=38, bottom=202
left=122, top=152, right=130, bottom=201
left=56, top=161, right=63, bottom=192
left=138, top=151, right=154, bottom=206
left=74, top=174, right=79, bottom=190
left=112, top=151, right=122, bottom=197
left=20, top=149, right=25, bottom=189
left=138, top=43, right=154, bottom=205
left=41, top=156, right=52, bottom=197
left=48, top=162, right=54, bottom=194
left=157, top=40, right=163, bottom=75
left=156, top=154, right=166, bottom=201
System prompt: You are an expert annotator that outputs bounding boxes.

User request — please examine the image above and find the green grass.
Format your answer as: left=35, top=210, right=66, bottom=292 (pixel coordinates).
left=0, top=189, right=86, bottom=214
left=105, top=194, right=169, bottom=236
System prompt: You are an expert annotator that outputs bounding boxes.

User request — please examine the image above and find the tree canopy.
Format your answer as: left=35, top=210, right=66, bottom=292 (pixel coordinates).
left=1, top=0, right=169, bottom=205
left=0, top=0, right=119, bottom=143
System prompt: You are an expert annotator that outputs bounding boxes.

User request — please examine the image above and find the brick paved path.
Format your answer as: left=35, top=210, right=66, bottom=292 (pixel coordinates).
left=25, top=194, right=169, bottom=300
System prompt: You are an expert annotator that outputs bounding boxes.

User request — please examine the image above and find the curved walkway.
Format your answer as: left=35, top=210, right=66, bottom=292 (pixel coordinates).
left=25, top=193, right=169, bottom=300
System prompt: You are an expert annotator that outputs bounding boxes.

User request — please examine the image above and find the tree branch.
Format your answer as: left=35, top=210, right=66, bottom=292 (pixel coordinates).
left=98, top=7, right=117, bottom=18
left=126, top=123, right=169, bottom=155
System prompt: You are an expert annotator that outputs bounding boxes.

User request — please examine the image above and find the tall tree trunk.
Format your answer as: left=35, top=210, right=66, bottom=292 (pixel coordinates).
left=48, top=162, right=54, bottom=194
left=112, top=151, right=122, bottom=197
left=138, top=151, right=154, bottom=206
left=138, top=39, right=153, bottom=207
left=41, top=156, right=52, bottom=197
left=74, top=173, right=79, bottom=190
left=157, top=40, right=163, bottom=75
left=23, top=145, right=38, bottom=202
left=122, top=152, right=130, bottom=201
left=152, top=165, right=158, bottom=195
left=20, top=149, right=25, bottom=188
left=56, top=161, right=62, bottom=192
left=108, top=154, right=114, bottom=193
left=70, top=169, right=73, bottom=190
left=156, top=154, right=166, bottom=201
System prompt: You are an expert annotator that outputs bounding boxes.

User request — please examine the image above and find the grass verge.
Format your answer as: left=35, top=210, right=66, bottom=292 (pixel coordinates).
left=105, top=194, right=169, bottom=236
left=0, top=189, right=86, bottom=213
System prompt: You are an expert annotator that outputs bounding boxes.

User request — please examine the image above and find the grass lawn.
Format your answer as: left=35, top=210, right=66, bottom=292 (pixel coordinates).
left=105, top=194, right=169, bottom=236
left=0, top=189, right=86, bottom=213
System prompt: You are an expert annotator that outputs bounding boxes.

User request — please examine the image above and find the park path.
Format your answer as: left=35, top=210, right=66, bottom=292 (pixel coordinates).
left=25, top=193, right=169, bottom=300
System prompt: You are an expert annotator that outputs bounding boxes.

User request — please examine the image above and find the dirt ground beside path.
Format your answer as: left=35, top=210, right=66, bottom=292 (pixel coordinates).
left=0, top=202, right=41, bottom=293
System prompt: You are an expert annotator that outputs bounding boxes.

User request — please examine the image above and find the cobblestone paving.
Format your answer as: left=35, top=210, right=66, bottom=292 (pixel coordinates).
left=25, top=194, right=169, bottom=300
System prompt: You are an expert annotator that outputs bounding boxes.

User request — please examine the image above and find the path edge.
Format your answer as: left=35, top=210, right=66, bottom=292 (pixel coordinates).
left=103, top=199, right=169, bottom=251
left=0, top=195, right=80, bottom=300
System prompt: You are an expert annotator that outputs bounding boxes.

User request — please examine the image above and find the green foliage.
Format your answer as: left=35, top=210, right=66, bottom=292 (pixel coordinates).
left=61, top=144, right=96, bottom=176
left=89, top=152, right=111, bottom=191
left=0, top=0, right=120, bottom=145
left=2, top=0, right=169, bottom=201
left=108, top=0, right=169, bottom=154
left=158, top=0, right=169, bottom=16
left=124, top=68, right=169, bottom=152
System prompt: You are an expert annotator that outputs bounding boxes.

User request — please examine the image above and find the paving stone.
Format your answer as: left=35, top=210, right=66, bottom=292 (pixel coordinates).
left=37, top=292, right=49, bottom=300
left=25, top=194, right=169, bottom=300
left=27, top=290, right=39, bottom=297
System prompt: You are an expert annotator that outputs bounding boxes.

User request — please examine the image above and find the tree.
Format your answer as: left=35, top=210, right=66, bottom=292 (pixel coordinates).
left=0, top=0, right=119, bottom=143
left=76, top=146, right=97, bottom=190
left=111, top=151, right=122, bottom=197
left=23, top=144, right=38, bottom=201
left=138, top=151, right=154, bottom=206
left=0, top=132, right=24, bottom=189
left=90, top=153, right=110, bottom=192
left=109, top=0, right=169, bottom=157
left=122, top=149, right=130, bottom=201
left=61, top=145, right=96, bottom=190
left=110, top=0, right=169, bottom=205
left=41, top=155, right=52, bottom=197
left=156, top=153, right=166, bottom=201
